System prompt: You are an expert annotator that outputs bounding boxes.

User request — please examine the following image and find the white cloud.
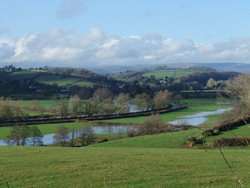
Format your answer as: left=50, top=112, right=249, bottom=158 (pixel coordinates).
left=57, top=0, right=87, bottom=19
left=1, top=28, right=250, bottom=67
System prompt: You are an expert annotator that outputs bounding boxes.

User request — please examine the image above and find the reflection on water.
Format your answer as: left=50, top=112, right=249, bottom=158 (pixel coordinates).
left=169, top=108, right=232, bottom=126
left=0, top=125, right=136, bottom=146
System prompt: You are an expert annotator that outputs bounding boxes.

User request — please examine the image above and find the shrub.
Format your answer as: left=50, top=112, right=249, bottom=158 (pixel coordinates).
left=127, top=129, right=136, bottom=137
left=187, top=136, right=196, bottom=147
left=137, top=114, right=171, bottom=136
left=213, top=137, right=250, bottom=148
left=98, top=138, right=108, bottom=143
left=201, top=129, right=213, bottom=136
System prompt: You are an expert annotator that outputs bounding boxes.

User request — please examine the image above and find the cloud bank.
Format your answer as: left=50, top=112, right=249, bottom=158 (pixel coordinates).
left=0, top=28, right=250, bottom=68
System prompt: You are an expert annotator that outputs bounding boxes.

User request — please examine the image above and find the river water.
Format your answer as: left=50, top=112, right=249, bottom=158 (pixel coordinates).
left=0, top=108, right=232, bottom=146
left=0, top=125, right=136, bottom=146
left=169, top=108, right=232, bottom=126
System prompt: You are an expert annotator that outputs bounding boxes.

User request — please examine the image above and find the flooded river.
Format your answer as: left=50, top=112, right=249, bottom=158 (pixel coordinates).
left=169, top=108, right=232, bottom=126
left=0, top=108, right=232, bottom=146
left=0, top=125, right=135, bottom=146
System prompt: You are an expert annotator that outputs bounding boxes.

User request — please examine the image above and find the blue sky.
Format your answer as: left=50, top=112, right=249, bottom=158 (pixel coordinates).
left=0, top=0, right=250, bottom=68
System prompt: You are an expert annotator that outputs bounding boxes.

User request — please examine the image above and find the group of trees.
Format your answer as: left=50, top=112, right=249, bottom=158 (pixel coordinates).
left=5, top=124, right=43, bottom=146
left=53, top=89, right=131, bottom=118
left=0, top=97, right=28, bottom=121
left=53, top=88, right=173, bottom=118
left=127, top=114, right=171, bottom=137
left=53, top=125, right=95, bottom=147
left=134, top=90, right=172, bottom=111
left=0, top=97, right=55, bottom=121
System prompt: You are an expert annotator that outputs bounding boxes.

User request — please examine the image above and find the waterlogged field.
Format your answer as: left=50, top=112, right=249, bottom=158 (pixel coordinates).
left=0, top=146, right=249, bottom=188
left=101, top=105, right=231, bottom=125
left=0, top=104, right=231, bottom=140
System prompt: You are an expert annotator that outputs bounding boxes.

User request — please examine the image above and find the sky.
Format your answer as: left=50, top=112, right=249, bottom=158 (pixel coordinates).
left=0, top=0, right=250, bottom=68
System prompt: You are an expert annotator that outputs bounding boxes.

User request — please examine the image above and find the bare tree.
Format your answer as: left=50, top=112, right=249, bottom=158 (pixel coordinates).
left=69, top=95, right=83, bottom=117
left=134, top=93, right=152, bottom=111
left=53, top=95, right=69, bottom=118
left=154, top=90, right=172, bottom=109
left=53, top=125, right=70, bottom=147
left=30, top=126, right=43, bottom=146
left=173, top=94, right=183, bottom=104
left=222, top=73, right=250, bottom=123
left=92, top=88, right=112, bottom=103
left=19, top=125, right=31, bottom=146
left=70, top=128, right=78, bottom=147
left=5, top=124, right=41, bottom=146
left=223, top=73, right=250, bottom=106
left=84, top=100, right=101, bottom=117
left=79, top=127, right=96, bottom=146
left=115, top=93, right=130, bottom=106
left=6, top=124, right=22, bottom=146
left=206, top=78, right=215, bottom=89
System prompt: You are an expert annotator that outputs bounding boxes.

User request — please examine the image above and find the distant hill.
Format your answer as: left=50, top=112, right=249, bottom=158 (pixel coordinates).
left=157, top=63, right=250, bottom=73
left=88, top=63, right=250, bottom=74
left=89, top=64, right=156, bottom=74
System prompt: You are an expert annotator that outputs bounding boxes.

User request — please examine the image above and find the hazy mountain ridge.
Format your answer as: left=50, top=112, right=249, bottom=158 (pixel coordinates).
left=89, top=63, right=250, bottom=74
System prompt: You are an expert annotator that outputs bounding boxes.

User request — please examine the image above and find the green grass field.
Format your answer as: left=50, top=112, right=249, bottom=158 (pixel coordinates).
left=143, top=69, right=198, bottom=79
left=34, top=75, right=95, bottom=87
left=0, top=146, right=249, bottom=187
left=9, top=71, right=40, bottom=79
left=92, top=128, right=201, bottom=148
left=201, top=124, right=250, bottom=143
left=19, top=100, right=55, bottom=108
left=70, top=80, right=96, bottom=87
left=1, top=103, right=250, bottom=187
left=179, top=98, right=231, bottom=104
left=35, top=75, right=80, bottom=86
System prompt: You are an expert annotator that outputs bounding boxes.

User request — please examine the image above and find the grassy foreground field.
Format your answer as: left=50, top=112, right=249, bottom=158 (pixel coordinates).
left=0, top=146, right=249, bottom=188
